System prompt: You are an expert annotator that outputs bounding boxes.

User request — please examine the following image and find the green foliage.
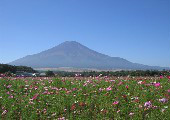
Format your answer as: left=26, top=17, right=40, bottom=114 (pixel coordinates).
left=0, top=64, right=36, bottom=74
left=4, top=71, right=13, bottom=77
left=45, top=70, right=55, bottom=77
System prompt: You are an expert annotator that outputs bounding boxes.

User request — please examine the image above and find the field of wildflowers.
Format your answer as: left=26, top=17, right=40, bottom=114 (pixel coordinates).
left=0, top=76, right=170, bottom=119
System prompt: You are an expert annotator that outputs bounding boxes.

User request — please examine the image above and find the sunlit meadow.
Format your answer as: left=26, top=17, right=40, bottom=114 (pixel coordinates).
left=0, top=76, right=170, bottom=119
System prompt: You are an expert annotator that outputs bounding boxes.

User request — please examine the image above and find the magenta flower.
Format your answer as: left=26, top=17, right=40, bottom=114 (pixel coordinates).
left=168, top=76, right=170, bottom=80
left=154, top=83, right=160, bottom=87
left=106, top=86, right=112, bottom=91
left=72, top=88, right=77, bottom=91
left=113, top=101, right=119, bottom=105
left=167, top=89, right=170, bottom=93
left=32, top=94, right=39, bottom=100
left=160, top=76, right=163, bottom=79
left=34, top=86, right=38, bottom=90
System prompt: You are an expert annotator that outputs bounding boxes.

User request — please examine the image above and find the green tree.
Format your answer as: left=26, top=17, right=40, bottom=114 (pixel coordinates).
left=45, top=70, right=55, bottom=77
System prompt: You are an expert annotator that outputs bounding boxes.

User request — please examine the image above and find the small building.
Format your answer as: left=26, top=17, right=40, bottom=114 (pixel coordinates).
left=39, top=73, right=46, bottom=77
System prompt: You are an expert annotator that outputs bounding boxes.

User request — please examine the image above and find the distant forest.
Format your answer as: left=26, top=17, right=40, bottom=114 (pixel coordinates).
left=0, top=64, right=36, bottom=74
left=0, top=64, right=169, bottom=77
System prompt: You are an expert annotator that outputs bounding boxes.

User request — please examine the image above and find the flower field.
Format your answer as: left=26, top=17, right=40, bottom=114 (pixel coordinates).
left=0, top=76, right=170, bottom=119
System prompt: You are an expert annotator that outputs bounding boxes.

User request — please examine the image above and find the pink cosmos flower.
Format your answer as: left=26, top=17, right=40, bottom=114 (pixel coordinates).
left=129, top=112, right=134, bottom=116
left=144, top=101, right=152, bottom=108
left=83, top=83, right=87, bottom=86
left=159, top=98, right=168, bottom=103
left=7, top=85, right=12, bottom=88
left=34, top=86, right=38, bottom=90
left=154, top=83, right=160, bottom=87
left=106, top=86, right=112, bottom=91
left=160, top=76, right=163, bottom=79
left=72, top=88, right=77, bottom=91
left=57, top=117, right=65, bottom=120
left=32, top=94, right=39, bottom=100
left=118, top=82, right=123, bottom=85
left=117, top=110, right=120, bottom=113
left=99, top=88, right=103, bottom=91
left=2, top=110, right=7, bottom=115
left=168, top=76, right=170, bottom=79
left=138, top=81, right=142, bottom=84
left=167, top=89, right=170, bottom=93
left=113, top=101, right=119, bottom=105
left=9, top=95, right=14, bottom=98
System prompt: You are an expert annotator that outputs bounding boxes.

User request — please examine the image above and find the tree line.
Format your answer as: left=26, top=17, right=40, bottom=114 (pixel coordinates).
left=0, top=64, right=36, bottom=74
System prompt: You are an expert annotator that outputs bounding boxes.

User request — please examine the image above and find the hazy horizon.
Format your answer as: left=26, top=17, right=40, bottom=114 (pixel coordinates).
left=0, top=0, right=170, bottom=67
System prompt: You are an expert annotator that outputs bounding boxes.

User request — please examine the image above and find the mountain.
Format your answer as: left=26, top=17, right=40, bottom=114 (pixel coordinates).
left=9, top=41, right=168, bottom=70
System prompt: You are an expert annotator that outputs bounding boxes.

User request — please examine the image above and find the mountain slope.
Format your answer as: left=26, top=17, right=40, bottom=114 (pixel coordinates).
left=9, top=41, right=168, bottom=70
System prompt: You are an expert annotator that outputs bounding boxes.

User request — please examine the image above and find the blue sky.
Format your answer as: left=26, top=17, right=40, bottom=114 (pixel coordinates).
left=0, top=0, right=170, bottom=67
